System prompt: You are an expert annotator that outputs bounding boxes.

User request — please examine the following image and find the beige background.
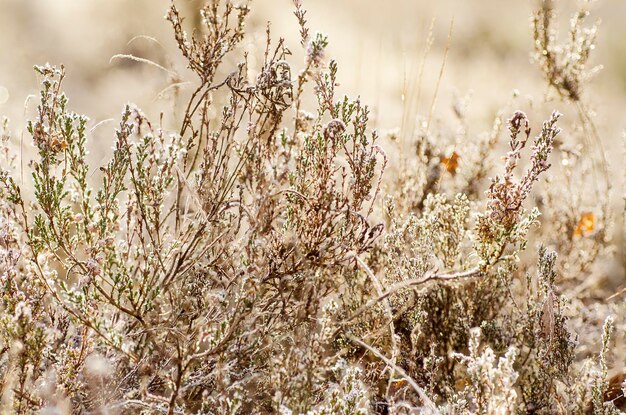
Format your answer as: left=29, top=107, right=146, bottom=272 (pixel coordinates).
left=1, top=1, right=625, bottom=127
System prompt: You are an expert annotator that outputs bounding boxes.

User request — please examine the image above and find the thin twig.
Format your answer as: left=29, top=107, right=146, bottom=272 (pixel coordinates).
left=345, top=334, right=440, bottom=414
left=342, top=267, right=483, bottom=326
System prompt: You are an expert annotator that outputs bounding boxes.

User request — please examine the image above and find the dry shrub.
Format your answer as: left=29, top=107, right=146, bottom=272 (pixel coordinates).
left=0, top=1, right=623, bottom=414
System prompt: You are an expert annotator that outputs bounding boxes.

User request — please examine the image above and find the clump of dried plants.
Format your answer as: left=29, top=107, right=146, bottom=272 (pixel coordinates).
left=0, top=0, right=623, bottom=414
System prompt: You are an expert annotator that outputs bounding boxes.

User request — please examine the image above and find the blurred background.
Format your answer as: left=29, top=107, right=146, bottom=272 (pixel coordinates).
left=0, top=0, right=624, bottom=274
left=1, top=1, right=625, bottom=131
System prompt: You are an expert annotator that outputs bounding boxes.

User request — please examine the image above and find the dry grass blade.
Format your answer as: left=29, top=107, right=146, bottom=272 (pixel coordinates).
left=109, top=53, right=177, bottom=76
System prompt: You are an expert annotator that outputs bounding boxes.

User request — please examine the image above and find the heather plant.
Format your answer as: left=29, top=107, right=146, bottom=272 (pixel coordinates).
left=531, top=0, right=612, bottom=282
left=0, top=0, right=623, bottom=414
